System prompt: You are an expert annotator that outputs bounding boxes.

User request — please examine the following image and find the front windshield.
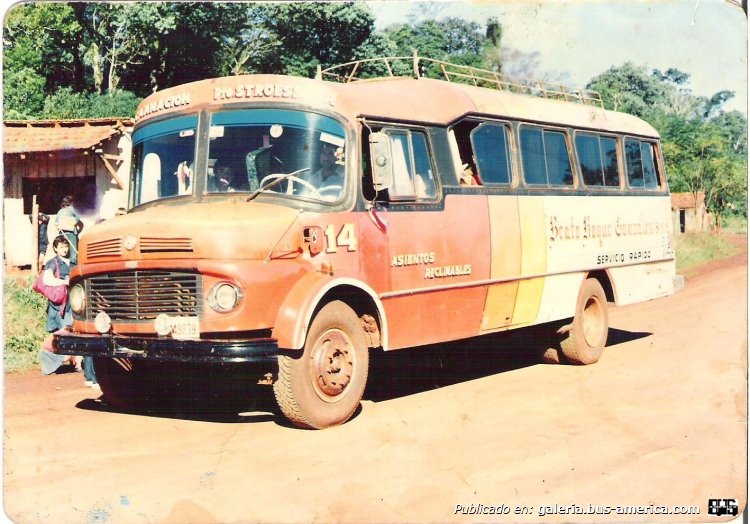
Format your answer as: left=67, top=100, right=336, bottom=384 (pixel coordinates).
left=131, top=115, right=197, bottom=206
left=208, top=109, right=347, bottom=202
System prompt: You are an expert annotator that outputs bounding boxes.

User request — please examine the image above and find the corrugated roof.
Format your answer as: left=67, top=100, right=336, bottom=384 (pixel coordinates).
left=3, top=118, right=133, bottom=154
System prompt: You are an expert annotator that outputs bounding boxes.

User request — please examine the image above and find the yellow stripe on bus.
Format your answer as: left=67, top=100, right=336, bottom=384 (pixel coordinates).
left=511, top=197, right=547, bottom=325
left=482, top=196, right=521, bottom=331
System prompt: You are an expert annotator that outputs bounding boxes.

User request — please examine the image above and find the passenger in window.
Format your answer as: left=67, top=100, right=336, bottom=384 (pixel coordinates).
left=302, top=141, right=344, bottom=199
left=459, top=163, right=480, bottom=186
left=174, top=161, right=192, bottom=195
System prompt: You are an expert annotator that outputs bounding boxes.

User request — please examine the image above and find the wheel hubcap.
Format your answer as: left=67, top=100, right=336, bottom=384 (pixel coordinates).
left=582, top=296, right=604, bottom=347
left=310, top=330, right=354, bottom=401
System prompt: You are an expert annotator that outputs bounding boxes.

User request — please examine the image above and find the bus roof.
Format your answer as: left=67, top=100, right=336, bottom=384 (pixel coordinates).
left=135, top=73, right=659, bottom=139
left=334, top=76, right=659, bottom=138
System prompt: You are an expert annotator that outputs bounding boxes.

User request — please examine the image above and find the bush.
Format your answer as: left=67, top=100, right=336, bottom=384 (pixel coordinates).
left=40, top=87, right=141, bottom=119
left=3, top=276, right=47, bottom=373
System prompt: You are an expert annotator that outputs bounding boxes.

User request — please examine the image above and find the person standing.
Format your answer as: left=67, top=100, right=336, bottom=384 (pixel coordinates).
left=38, top=236, right=98, bottom=388
left=55, top=195, right=83, bottom=265
left=36, top=213, right=49, bottom=272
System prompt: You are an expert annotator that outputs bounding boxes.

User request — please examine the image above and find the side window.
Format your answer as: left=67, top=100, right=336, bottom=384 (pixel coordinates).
left=520, top=127, right=546, bottom=185
left=640, top=142, right=659, bottom=189
left=385, top=128, right=437, bottom=201
left=625, top=138, right=661, bottom=190
left=602, top=137, right=619, bottom=186
left=520, top=126, right=574, bottom=187
left=575, top=133, right=620, bottom=187
left=471, top=123, right=512, bottom=185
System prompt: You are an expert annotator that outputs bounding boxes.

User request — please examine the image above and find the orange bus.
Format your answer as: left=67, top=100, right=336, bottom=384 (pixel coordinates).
left=54, top=56, right=677, bottom=428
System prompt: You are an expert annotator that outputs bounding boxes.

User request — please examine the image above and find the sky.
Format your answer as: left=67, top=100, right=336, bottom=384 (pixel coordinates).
left=368, top=0, right=748, bottom=114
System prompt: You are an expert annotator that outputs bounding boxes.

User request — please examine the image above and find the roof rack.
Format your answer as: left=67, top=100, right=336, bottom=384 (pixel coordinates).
left=316, top=52, right=603, bottom=108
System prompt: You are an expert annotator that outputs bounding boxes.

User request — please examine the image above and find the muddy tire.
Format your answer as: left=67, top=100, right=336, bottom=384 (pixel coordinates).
left=94, top=358, right=175, bottom=412
left=273, top=301, right=369, bottom=429
left=559, top=278, right=609, bottom=365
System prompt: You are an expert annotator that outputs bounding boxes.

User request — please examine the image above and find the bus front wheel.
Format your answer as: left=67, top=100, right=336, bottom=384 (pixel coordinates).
left=94, top=357, right=137, bottom=411
left=274, top=300, right=369, bottom=429
left=560, top=278, right=609, bottom=365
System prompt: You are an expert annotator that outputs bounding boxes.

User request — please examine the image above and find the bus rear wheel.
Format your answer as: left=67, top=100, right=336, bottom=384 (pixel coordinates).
left=560, top=278, right=609, bottom=365
left=273, top=301, right=369, bottom=429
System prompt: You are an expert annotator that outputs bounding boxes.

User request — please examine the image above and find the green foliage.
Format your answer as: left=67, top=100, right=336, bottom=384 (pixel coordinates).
left=257, top=2, right=378, bottom=77
left=3, top=67, right=46, bottom=119
left=587, top=63, right=670, bottom=117
left=4, top=3, right=86, bottom=93
left=385, top=17, right=488, bottom=74
left=40, top=87, right=141, bottom=119
left=3, top=276, right=47, bottom=373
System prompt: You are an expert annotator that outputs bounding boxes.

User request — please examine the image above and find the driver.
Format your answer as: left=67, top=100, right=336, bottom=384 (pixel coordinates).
left=301, top=141, right=344, bottom=199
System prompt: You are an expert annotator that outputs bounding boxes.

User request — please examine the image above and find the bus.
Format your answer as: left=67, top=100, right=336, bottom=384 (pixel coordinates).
left=54, top=56, right=677, bottom=429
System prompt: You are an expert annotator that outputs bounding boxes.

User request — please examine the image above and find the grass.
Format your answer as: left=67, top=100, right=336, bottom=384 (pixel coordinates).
left=3, top=274, right=48, bottom=373
left=674, top=232, right=740, bottom=274
left=722, top=214, right=748, bottom=235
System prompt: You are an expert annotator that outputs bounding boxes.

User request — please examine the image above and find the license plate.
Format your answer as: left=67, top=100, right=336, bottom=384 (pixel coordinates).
left=167, top=316, right=200, bottom=340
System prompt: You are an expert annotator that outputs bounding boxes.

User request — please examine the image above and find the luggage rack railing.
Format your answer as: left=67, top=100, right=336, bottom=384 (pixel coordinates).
left=316, top=53, right=603, bottom=108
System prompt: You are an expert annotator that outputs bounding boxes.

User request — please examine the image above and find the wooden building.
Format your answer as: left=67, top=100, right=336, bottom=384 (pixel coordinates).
left=671, top=191, right=711, bottom=234
left=3, top=118, right=133, bottom=268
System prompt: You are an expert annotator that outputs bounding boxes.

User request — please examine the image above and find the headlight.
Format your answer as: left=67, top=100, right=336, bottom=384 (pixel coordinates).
left=208, top=282, right=242, bottom=312
left=69, top=283, right=86, bottom=315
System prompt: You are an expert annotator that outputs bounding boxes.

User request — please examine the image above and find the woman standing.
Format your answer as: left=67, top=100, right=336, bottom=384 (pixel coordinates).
left=38, top=236, right=98, bottom=388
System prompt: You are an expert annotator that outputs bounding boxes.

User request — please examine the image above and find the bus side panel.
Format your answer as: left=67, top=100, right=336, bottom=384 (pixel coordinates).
left=607, top=260, right=675, bottom=306
left=481, top=195, right=521, bottom=331
left=541, top=194, right=676, bottom=309
left=381, top=195, right=491, bottom=349
left=382, top=287, right=489, bottom=348
left=511, top=196, right=548, bottom=325
left=534, top=273, right=582, bottom=324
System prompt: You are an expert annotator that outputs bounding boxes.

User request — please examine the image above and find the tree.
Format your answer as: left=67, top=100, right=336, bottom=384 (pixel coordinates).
left=385, top=17, right=487, bottom=65
left=257, top=3, right=378, bottom=77
left=483, top=17, right=502, bottom=72
left=3, top=67, right=46, bottom=119
left=586, top=63, right=670, bottom=117
left=590, top=63, right=747, bottom=226
left=658, top=103, right=747, bottom=226
left=78, top=3, right=179, bottom=94
left=3, top=3, right=87, bottom=116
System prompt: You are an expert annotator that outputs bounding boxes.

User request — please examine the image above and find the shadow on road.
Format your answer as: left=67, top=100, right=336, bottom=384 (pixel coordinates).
left=75, top=323, right=651, bottom=425
left=366, top=328, right=542, bottom=402
left=75, top=362, right=279, bottom=424
left=606, top=327, right=652, bottom=346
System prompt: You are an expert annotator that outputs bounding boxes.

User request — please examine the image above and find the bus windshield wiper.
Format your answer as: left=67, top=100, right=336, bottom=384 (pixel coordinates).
left=246, top=168, right=310, bottom=202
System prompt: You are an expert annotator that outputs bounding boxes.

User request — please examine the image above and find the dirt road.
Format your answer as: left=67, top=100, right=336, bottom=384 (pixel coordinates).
left=4, top=243, right=747, bottom=524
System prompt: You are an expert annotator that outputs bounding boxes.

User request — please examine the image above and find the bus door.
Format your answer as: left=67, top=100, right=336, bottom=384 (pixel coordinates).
left=371, top=127, right=492, bottom=349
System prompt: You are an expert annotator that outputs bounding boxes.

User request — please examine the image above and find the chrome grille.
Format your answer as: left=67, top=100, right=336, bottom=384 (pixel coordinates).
left=85, top=270, right=202, bottom=321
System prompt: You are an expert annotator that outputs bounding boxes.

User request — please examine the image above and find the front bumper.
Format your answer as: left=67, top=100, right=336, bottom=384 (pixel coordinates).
left=52, top=330, right=279, bottom=364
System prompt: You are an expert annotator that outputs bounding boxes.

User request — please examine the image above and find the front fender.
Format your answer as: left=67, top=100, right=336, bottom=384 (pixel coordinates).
left=272, top=273, right=388, bottom=350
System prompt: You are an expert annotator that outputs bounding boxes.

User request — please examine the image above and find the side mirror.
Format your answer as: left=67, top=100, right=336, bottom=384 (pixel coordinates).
left=369, top=132, right=393, bottom=191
